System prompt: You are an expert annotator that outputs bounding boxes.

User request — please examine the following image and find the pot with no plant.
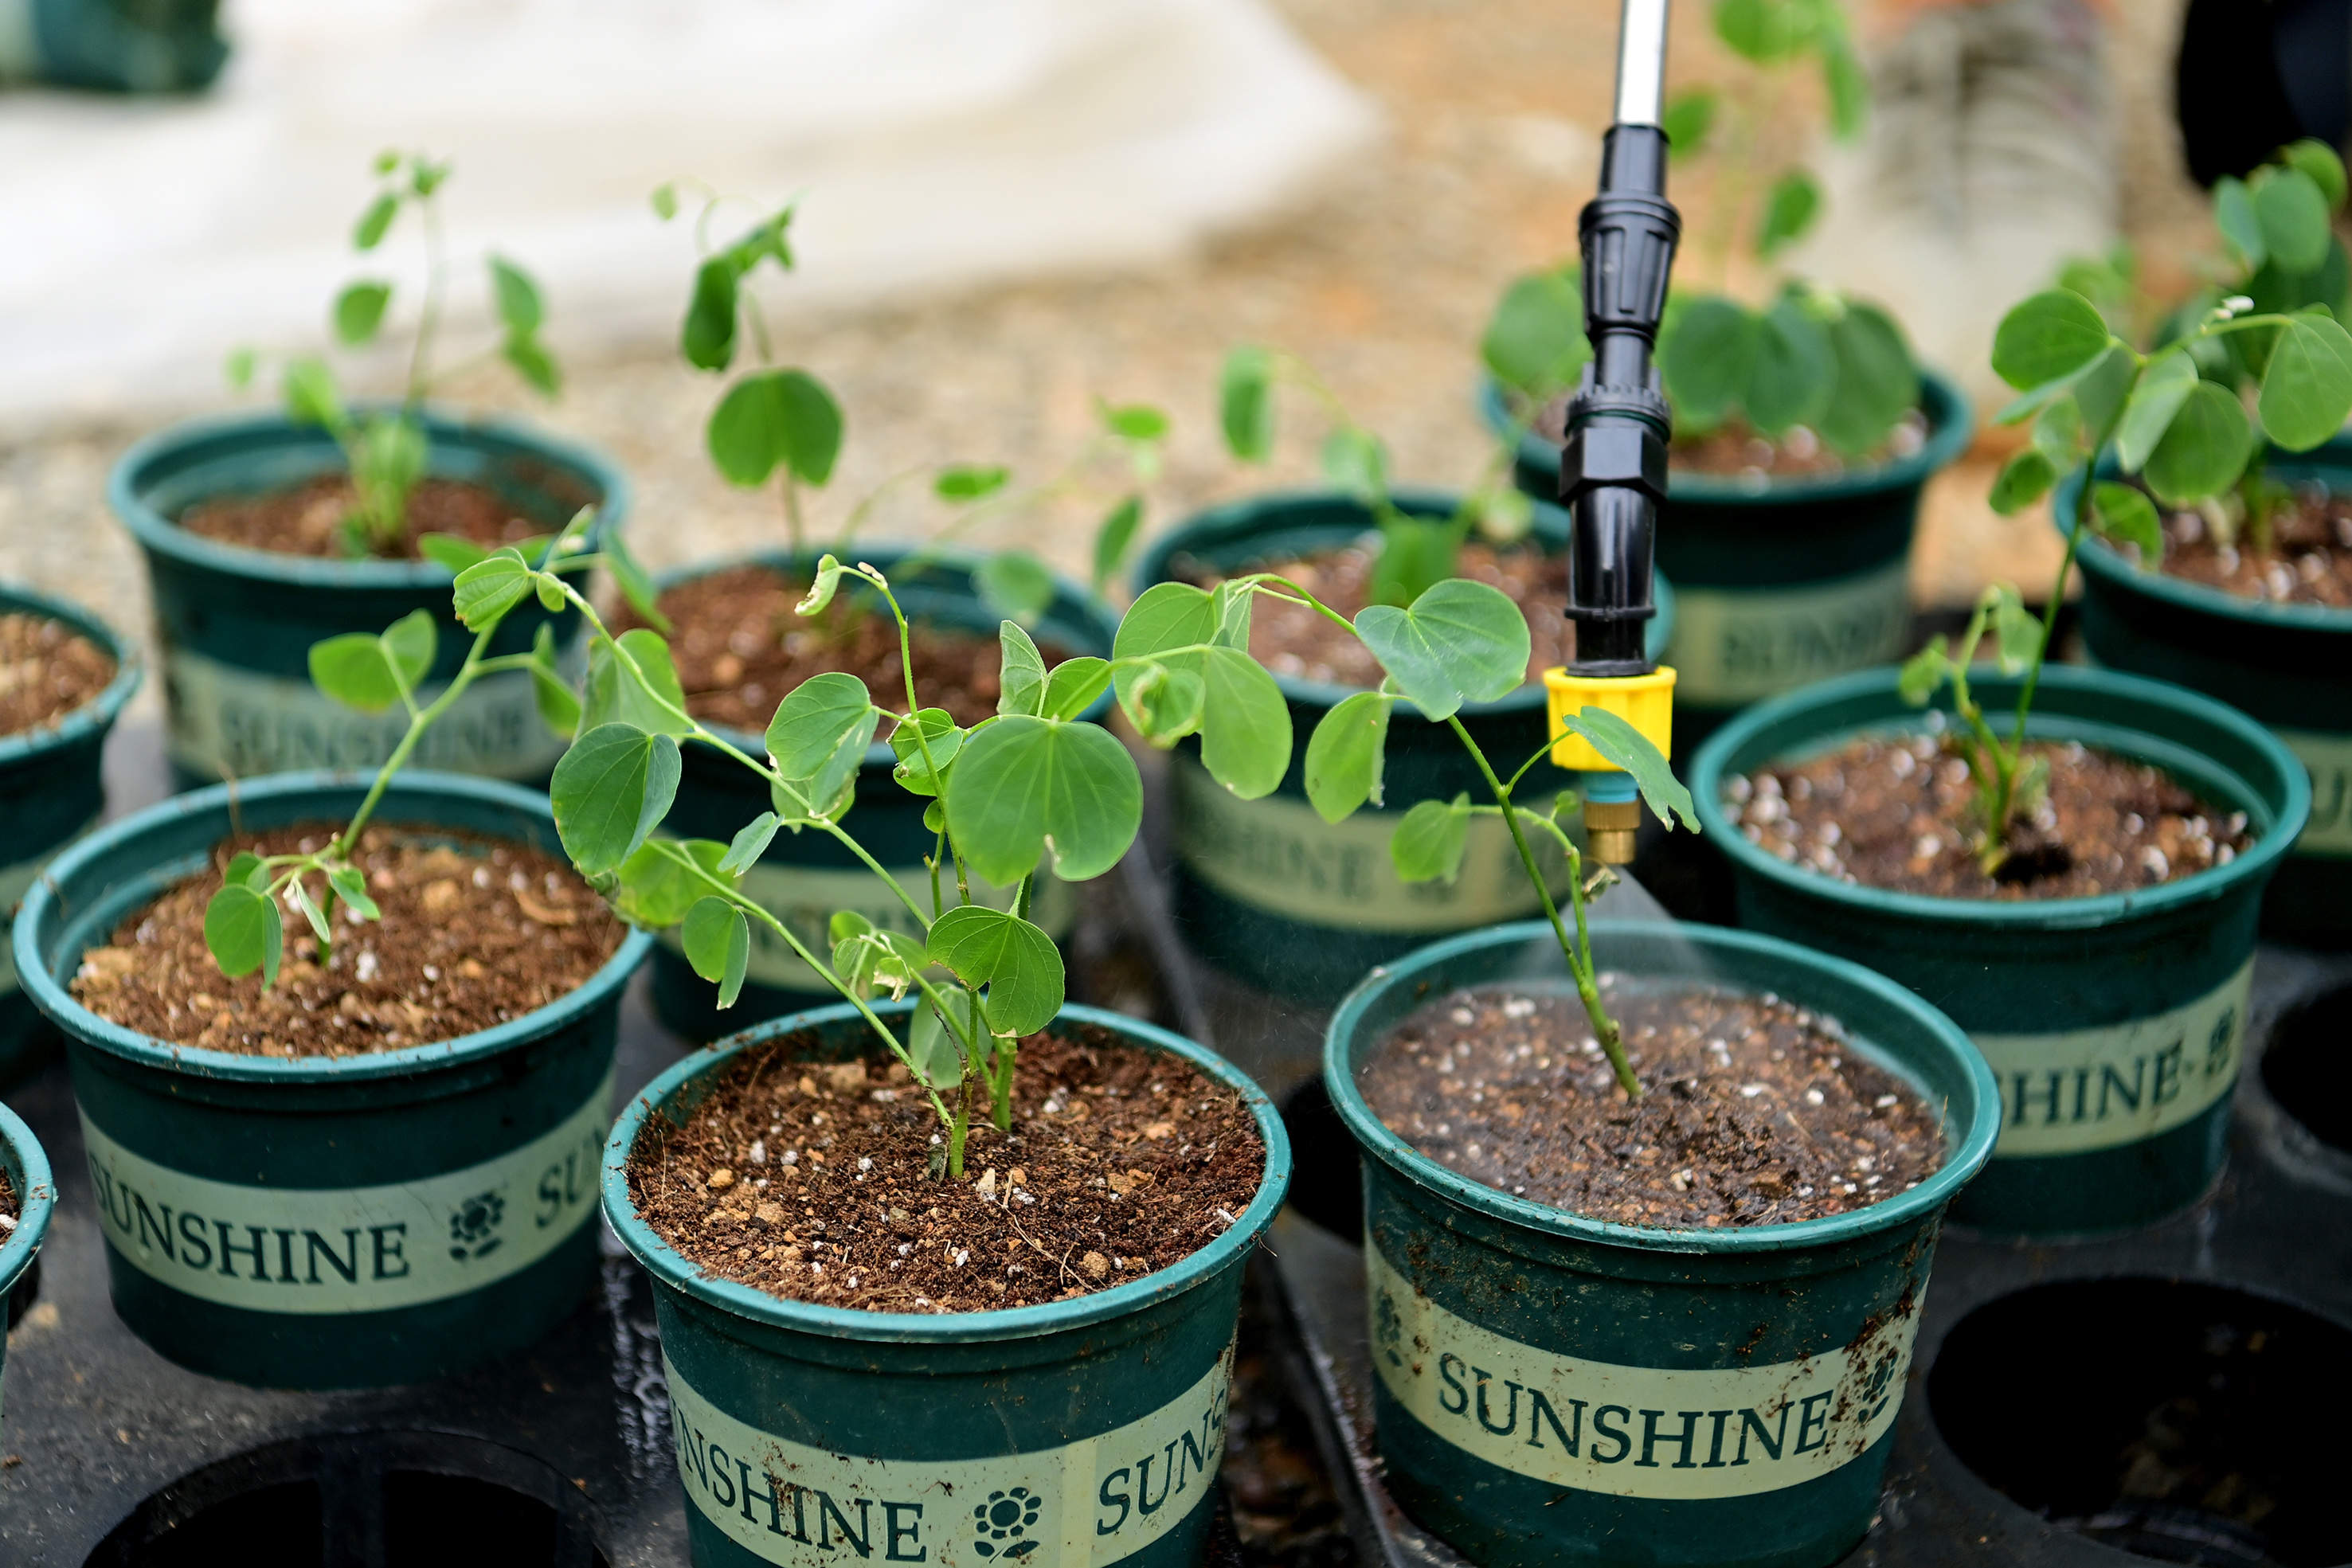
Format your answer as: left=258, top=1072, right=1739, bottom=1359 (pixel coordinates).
left=1479, top=0, right=1970, bottom=733
left=1133, top=348, right=1672, bottom=1007
left=11, top=582, right=652, bottom=1387
left=108, top=151, right=634, bottom=789
left=632, top=187, right=1145, bottom=1038
left=1690, top=272, right=2343, bottom=1235
left=2049, top=141, right=2352, bottom=947
left=0, top=1099, right=58, bottom=1421
left=0, top=585, right=140, bottom=1087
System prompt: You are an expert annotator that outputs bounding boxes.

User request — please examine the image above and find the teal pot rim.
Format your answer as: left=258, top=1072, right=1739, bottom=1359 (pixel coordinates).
left=1322, top=917, right=2000, bottom=1255
left=1688, top=663, right=2313, bottom=930
left=0, top=581, right=143, bottom=770
left=0, top=1101, right=57, bottom=1289
left=602, top=998, right=1293, bottom=1344
left=2057, top=463, right=2352, bottom=633
left=1479, top=366, right=1977, bottom=506
left=11, top=768, right=654, bottom=1085
left=1132, top=486, right=1673, bottom=714
left=108, top=406, right=632, bottom=590
left=656, top=542, right=1122, bottom=768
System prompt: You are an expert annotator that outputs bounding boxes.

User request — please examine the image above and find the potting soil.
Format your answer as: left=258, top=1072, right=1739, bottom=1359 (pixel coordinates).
left=179, top=475, right=549, bottom=561
left=2147, top=487, right=2352, bottom=608
left=0, top=612, right=116, bottom=739
left=1533, top=396, right=1931, bottom=481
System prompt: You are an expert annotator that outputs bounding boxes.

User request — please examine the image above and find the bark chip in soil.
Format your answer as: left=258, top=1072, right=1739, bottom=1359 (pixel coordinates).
left=0, top=612, right=115, bottom=739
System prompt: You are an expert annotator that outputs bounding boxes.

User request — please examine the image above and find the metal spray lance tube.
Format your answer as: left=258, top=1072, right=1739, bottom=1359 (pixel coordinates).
left=1544, top=0, right=1682, bottom=864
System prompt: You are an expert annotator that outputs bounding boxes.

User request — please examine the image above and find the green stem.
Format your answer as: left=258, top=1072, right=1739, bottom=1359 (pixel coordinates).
left=335, top=623, right=497, bottom=857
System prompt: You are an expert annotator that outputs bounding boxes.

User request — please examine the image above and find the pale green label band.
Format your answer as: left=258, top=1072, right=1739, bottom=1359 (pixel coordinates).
left=79, top=1066, right=614, bottom=1314
left=1665, top=559, right=1912, bottom=708
left=1976, top=960, right=2249, bottom=1158
left=163, top=645, right=570, bottom=782
left=659, top=858, right=1077, bottom=991
left=2279, top=728, right=2352, bottom=858
left=1368, top=1242, right=1918, bottom=1500
left=0, top=814, right=98, bottom=998
left=1171, top=756, right=1572, bottom=933
left=667, top=1343, right=1233, bottom=1566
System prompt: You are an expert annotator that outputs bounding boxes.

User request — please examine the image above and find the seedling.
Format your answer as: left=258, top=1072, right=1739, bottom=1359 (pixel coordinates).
left=1214, top=345, right=1533, bottom=606
left=227, top=152, right=562, bottom=557
left=652, top=182, right=1164, bottom=619
left=1898, top=182, right=2352, bottom=872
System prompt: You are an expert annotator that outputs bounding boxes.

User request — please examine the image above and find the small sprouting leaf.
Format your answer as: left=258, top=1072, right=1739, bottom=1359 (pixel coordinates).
left=908, top=995, right=969, bottom=1090
left=927, top=905, right=1065, bottom=1036
left=333, top=281, right=393, bottom=345
left=2114, top=348, right=2199, bottom=471
left=1219, top=346, right=1276, bottom=460
left=1755, top=170, right=1822, bottom=256
left=1897, top=636, right=1949, bottom=706
left=353, top=192, right=399, bottom=252
left=225, top=852, right=269, bottom=891
left=2030, top=397, right=2083, bottom=464
left=283, top=357, right=347, bottom=432
left=683, top=256, right=741, bottom=371
left=418, top=533, right=491, bottom=574
left=1091, top=495, right=1145, bottom=592
left=945, top=715, right=1143, bottom=886
left=2215, top=177, right=2265, bottom=272
left=452, top=549, right=534, bottom=632
left=1194, top=647, right=1291, bottom=798
left=889, top=708, right=964, bottom=796
left=1987, top=448, right=2058, bottom=516
left=1554, top=709, right=1698, bottom=830
left=410, top=158, right=449, bottom=197
left=488, top=256, right=545, bottom=335
left=612, top=839, right=731, bottom=929
left=205, top=884, right=284, bottom=987
left=225, top=347, right=258, bottom=389
left=2254, top=167, right=2331, bottom=275
left=1043, top=657, right=1112, bottom=721
left=380, top=608, right=434, bottom=689
left=1122, top=663, right=1206, bottom=744
left=796, top=552, right=847, bottom=617
left=682, top=897, right=751, bottom=1009
left=2072, top=342, right=2141, bottom=443
left=2088, top=482, right=2164, bottom=558
left=1305, top=690, right=1392, bottom=824
left=1353, top=578, right=1532, bottom=722
left=1990, top=290, right=2115, bottom=392
left=1744, top=297, right=1834, bottom=435
left=581, top=629, right=693, bottom=738
left=1814, top=302, right=1917, bottom=456
left=651, top=182, right=680, bottom=221
left=1715, top=0, right=1798, bottom=61
left=288, top=878, right=331, bottom=944
left=2280, top=139, right=2348, bottom=210
left=718, top=813, right=781, bottom=876
left=601, top=528, right=669, bottom=632
left=1320, top=426, right=1388, bottom=503
left=326, top=863, right=381, bottom=922
left=707, top=369, right=844, bottom=488
left=1822, top=39, right=1868, bottom=140
left=1659, top=295, right=1759, bottom=425
left=503, top=335, right=561, bottom=399
left=831, top=911, right=929, bottom=999
left=1987, top=585, right=2040, bottom=675
left=529, top=623, right=580, bottom=737
left=1660, top=88, right=1716, bottom=156
left=373, top=150, right=401, bottom=176
left=307, top=608, right=437, bottom=713
left=1481, top=269, right=1591, bottom=396
left=550, top=722, right=683, bottom=874
left=935, top=464, right=1011, bottom=501
left=2256, top=310, right=2352, bottom=450
left=1390, top=796, right=1472, bottom=884
left=975, top=551, right=1057, bottom=626
left=765, top=671, right=879, bottom=780
left=997, top=620, right=1048, bottom=718
left=2143, top=379, right=2255, bottom=505
left=1100, top=401, right=1169, bottom=441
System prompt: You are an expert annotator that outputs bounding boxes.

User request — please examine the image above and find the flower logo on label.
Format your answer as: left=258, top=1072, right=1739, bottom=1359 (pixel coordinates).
left=1374, top=1286, right=1404, bottom=1370
left=1857, top=1346, right=1900, bottom=1425
left=448, top=1191, right=507, bottom=1261
left=972, top=1485, right=1042, bottom=1558
left=2205, top=1008, right=2237, bottom=1078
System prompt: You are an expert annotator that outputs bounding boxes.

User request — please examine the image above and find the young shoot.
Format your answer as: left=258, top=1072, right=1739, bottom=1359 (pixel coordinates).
left=227, top=151, right=562, bottom=558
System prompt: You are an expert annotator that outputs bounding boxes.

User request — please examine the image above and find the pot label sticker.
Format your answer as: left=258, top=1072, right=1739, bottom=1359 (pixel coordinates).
left=1665, top=559, right=1912, bottom=709
left=1977, top=960, right=2252, bottom=1158
left=162, top=643, right=571, bottom=782
left=2279, top=727, right=2352, bottom=858
left=78, top=1065, right=612, bottom=1314
left=665, top=1342, right=1233, bottom=1567
left=1171, top=756, right=1572, bottom=933
left=1366, top=1242, right=1920, bottom=1500
left=658, top=859, right=1076, bottom=993
left=0, top=815, right=96, bottom=997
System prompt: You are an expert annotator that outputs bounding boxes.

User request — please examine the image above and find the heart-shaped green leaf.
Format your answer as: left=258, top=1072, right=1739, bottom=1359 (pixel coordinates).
left=1660, top=295, right=1759, bottom=426
left=683, top=256, right=742, bottom=372
left=1305, top=690, right=1392, bottom=824
left=1991, top=291, right=2114, bottom=392
left=1987, top=449, right=2057, bottom=516
left=583, top=628, right=691, bottom=738
left=488, top=255, right=544, bottom=336
left=2114, top=348, right=2199, bottom=471
left=1815, top=303, right=1917, bottom=456
left=975, top=550, right=1056, bottom=626
left=334, top=281, right=392, bottom=345
left=205, top=883, right=283, bottom=987
left=683, top=897, right=750, bottom=1010
left=2144, top=379, right=2255, bottom=505
left=453, top=549, right=533, bottom=632
left=612, top=839, right=732, bottom=929
left=528, top=623, right=580, bottom=737
left=830, top=911, right=928, bottom=999
left=550, top=722, right=682, bottom=875
left=326, top=863, right=381, bottom=922
left=2088, top=482, right=2163, bottom=558
left=1353, top=578, right=1531, bottom=721
left=890, top=708, right=964, bottom=796
left=1220, top=346, right=1275, bottom=460
left=998, top=620, right=1047, bottom=718
left=707, top=369, right=843, bottom=488
left=927, top=905, right=1064, bottom=1036
left=718, top=813, right=781, bottom=876
left=1043, top=657, right=1111, bottom=721
left=2255, top=166, right=2331, bottom=274
left=1755, top=170, right=1821, bottom=256
left=767, top=671, right=878, bottom=780
left=1390, top=795, right=1472, bottom=884
left=1481, top=269, right=1591, bottom=397
left=1987, top=585, right=2040, bottom=674
left=1744, top=297, right=1833, bottom=435
left=1092, top=495, right=1146, bottom=592
left=309, top=608, right=437, bottom=714
left=945, top=715, right=1141, bottom=886
left=2257, top=311, right=2352, bottom=450
left=1555, top=708, right=1698, bottom=830
left=2215, top=176, right=2265, bottom=272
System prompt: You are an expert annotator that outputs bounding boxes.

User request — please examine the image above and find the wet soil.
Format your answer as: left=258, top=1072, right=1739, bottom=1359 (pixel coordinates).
left=628, top=565, right=1069, bottom=733
left=2143, top=484, right=2352, bottom=608
left=628, top=1026, right=1265, bottom=1315
left=1724, top=732, right=2256, bottom=901
left=0, top=612, right=115, bottom=739
left=71, top=823, right=625, bottom=1056
left=1533, top=397, right=1928, bottom=482
left=1178, top=541, right=1568, bottom=690
left=178, top=475, right=545, bottom=561
left=1361, top=981, right=1944, bottom=1230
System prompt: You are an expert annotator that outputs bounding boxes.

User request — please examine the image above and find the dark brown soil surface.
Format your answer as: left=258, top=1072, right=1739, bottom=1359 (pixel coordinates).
left=1534, top=397, right=1928, bottom=481
left=0, top=1168, right=16, bottom=1232
left=1724, top=733, right=2255, bottom=901
left=71, top=823, right=625, bottom=1056
left=629, top=565, right=1070, bottom=732
left=0, top=612, right=115, bottom=739
left=1180, top=541, right=1568, bottom=690
left=627, top=1026, right=1265, bottom=1315
left=2146, top=483, right=2352, bottom=608
left=1361, top=981, right=1944, bottom=1229
left=179, top=475, right=543, bottom=561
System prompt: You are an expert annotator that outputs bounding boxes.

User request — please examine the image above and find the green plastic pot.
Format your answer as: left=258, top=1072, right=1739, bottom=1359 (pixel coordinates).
left=1481, top=373, right=1973, bottom=729
left=649, top=546, right=1121, bottom=1041
left=0, top=1101, right=57, bottom=1427
left=1133, top=490, right=1673, bottom=1006
left=2060, top=446, right=2352, bottom=946
left=109, top=409, right=628, bottom=790
left=0, top=584, right=140, bottom=1088
left=1324, top=919, right=1996, bottom=1568
left=10, top=771, right=653, bottom=1389
left=604, top=999, right=1292, bottom=1568
left=1690, top=666, right=2309, bottom=1237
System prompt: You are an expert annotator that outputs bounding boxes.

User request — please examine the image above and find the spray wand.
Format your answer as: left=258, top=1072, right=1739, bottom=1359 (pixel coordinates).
left=1544, top=0, right=1681, bottom=865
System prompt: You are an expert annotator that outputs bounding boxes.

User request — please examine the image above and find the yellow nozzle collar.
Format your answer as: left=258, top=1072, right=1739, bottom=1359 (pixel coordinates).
left=1544, top=666, right=1676, bottom=772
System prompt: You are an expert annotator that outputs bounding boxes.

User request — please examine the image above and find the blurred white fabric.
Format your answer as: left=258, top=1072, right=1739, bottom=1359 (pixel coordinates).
left=0, top=0, right=1377, bottom=430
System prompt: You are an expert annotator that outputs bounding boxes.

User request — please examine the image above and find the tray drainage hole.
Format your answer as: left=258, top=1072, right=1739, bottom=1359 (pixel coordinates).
left=88, top=1431, right=609, bottom=1567
left=2260, top=983, right=2352, bottom=1155
left=1928, top=1279, right=2352, bottom=1566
